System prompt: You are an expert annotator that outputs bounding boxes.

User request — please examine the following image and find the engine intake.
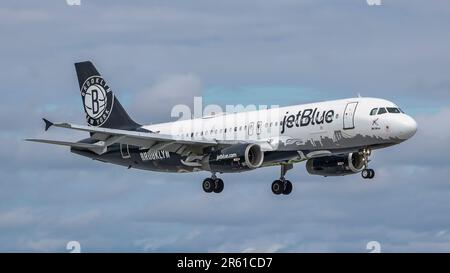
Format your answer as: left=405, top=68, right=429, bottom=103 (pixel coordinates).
left=306, top=152, right=365, bottom=176
left=203, top=143, right=264, bottom=173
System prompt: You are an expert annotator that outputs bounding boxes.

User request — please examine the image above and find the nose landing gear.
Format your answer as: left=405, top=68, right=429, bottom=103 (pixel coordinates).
left=360, top=148, right=375, bottom=180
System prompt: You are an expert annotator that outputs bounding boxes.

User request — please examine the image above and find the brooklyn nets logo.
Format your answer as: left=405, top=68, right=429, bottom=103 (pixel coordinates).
left=81, top=76, right=114, bottom=126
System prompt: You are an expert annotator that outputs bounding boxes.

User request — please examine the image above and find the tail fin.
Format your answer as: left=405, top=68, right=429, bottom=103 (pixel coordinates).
left=74, top=61, right=140, bottom=130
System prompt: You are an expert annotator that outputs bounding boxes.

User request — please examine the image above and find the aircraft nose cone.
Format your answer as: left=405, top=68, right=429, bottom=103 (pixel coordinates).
left=398, top=115, right=418, bottom=139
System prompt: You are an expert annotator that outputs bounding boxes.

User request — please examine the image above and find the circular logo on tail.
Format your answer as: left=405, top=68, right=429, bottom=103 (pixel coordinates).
left=81, top=76, right=114, bottom=126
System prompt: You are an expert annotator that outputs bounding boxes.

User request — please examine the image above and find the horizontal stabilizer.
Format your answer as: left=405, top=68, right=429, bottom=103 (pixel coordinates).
left=25, top=138, right=102, bottom=150
left=42, top=118, right=54, bottom=131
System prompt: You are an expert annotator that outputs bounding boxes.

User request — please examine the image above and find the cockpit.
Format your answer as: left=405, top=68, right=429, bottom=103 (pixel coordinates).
left=370, top=107, right=404, bottom=115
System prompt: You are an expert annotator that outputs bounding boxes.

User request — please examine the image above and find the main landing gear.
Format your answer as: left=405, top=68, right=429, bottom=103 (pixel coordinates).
left=360, top=148, right=375, bottom=180
left=361, top=168, right=375, bottom=179
left=271, top=163, right=293, bottom=195
left=202, top=174, right=224, bottom=193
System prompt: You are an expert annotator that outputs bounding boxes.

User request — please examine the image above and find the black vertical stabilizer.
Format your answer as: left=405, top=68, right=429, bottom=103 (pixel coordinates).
left=74, top=61, right=141, bottom=130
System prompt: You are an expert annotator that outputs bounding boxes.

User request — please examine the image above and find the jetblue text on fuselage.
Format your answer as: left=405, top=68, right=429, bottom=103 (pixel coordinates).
left=281, top=108, right=334, bottom=134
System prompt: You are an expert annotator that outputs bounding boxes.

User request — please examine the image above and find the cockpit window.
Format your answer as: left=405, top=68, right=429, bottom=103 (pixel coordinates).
left=372, top=107, right=403, bottom=115
left=387, top=107, right=401, bottom=114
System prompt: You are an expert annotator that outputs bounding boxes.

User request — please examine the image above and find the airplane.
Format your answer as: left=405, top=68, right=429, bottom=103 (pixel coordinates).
left=27, top=61, right=418, bottom=196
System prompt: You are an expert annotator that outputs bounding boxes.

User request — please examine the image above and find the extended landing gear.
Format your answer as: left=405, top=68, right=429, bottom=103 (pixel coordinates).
left=272, top=163, right=293, bottom=195
left=360, top=148, right=375, bottom=180
left=271, top=180, right=292, bottom=195
left=202, top=174, right=224, bottom=193
left=361, top=168, right=375, bottom=179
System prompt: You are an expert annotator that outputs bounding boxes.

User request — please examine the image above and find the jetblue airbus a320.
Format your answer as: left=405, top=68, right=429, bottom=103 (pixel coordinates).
left=27, top=61, right=418, bottom=196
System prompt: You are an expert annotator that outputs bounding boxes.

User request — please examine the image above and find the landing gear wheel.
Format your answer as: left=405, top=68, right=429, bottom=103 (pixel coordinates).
left=362, top=169, right=370, bottom=179
left=271, top=163, right=294, bottom=195
left=362, top=169, right=375, bottom=179
left=202, top=178, right=214, bottom=193
left=271, top=180, right=284, bottom=195
left=213, top=178, right=224, bottom=193
left=282, top=180, right=293, bottom=195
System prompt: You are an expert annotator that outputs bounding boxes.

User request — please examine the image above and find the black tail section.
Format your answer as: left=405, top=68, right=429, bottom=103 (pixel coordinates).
left=74, top=61, right=140, bottom=130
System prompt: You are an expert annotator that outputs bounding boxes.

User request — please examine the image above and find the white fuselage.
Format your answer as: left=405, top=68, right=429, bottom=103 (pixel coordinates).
left=143, top=97, right=417, bottom=154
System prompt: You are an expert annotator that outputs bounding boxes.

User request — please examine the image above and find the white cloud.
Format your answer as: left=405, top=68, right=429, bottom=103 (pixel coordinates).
left=132, top=73, right=202, bottom=122
left=20, top=238, right=67, bottom=252
left=0, top=208, right=35, bottom=229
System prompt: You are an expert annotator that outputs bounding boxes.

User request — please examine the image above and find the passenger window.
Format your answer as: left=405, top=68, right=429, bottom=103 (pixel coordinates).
left=387, top=107, right=400, bottom=113
left=378, top=108, right=387, bottom=114
left=370, top=108, right=378, bottom=115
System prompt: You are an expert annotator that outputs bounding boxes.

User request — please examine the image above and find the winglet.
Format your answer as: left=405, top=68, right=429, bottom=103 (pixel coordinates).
left=42, top=118, right=53, bottom=131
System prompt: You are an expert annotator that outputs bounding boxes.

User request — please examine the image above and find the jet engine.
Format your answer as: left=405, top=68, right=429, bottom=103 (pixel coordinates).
left=202, top=143, right=264, bottom=173
left=306, top=153, right=366, bottom=176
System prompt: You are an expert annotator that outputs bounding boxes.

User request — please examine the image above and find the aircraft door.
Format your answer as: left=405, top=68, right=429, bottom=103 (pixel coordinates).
left=256, top=121, right=262, bottom=135
left=248, top=122, right=254, bottom=136
left=343, top=102, right=358, bottom=130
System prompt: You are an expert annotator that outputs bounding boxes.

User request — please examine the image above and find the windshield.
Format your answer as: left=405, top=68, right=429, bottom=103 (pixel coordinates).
left=387, top=107, right=401, bottom=113
left=370, top=107, right=403, bottom=115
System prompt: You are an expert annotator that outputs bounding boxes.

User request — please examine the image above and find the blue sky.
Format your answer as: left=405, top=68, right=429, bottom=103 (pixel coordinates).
left=1, top=0, right=450, bottom=252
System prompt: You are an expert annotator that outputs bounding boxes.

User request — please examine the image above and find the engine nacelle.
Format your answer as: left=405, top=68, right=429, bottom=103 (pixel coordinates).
left=306, top=153, right=365, bottom=176
left=202, top=144, right=264, bottom=173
